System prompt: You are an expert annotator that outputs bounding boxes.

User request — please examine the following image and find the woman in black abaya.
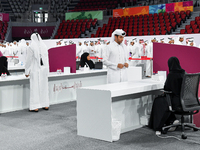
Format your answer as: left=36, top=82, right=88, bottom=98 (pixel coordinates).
left=0, top=56, right=10, bottom=75
left=80, top=52, right=95, bottom=69
left=149, top=57, right=185, bottom=134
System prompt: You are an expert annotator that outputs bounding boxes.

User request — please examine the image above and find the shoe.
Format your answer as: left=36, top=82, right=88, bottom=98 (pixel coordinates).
left=43, top=107, right=49, bottom=110
left=168, top=120, right=179, bottom=132
left=29, top=109, right=39, bottom=112
left=155, top=131, right=161, bottom=135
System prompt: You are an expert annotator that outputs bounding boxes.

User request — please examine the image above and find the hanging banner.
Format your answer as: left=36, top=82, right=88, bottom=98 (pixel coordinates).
left=173, top=1, right=193, bottom=12
left=149, top=4, right=166, bottom=14
left=65, top=11, right=103, bottom=20
left=12, top=26, right=55, bottom=38
left=113, top=6, right=149, bottom=17
left=113, top=1, right=193, bottom=17
left=0, top=13, right=9, bottom=22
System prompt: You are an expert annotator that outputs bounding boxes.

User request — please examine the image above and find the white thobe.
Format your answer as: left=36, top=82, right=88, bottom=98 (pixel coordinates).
left=145, top=43, right=153, bottom=76
left=103, top=41, right=129, bottom=83
left=129, top=44, right=140, bottom=66
left=13, top=45, right=19, bottom=56
left=88, top=45, right=96, bottom=57
left=0, top=47, right=6, bottom=55
left=96, top=44, right=104, bottom=58
left=18, top=45, right=28, bottom=64
left=76, top=45, right=83, bottom=57
left=82, top=45, right=89, bottom=53
left=25, top=41, right=49, bottom=110
left=175, top=41, right=183, bottom=45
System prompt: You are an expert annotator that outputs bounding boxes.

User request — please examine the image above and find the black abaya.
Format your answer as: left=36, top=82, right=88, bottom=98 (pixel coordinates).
left=0, top=56, right=10, bottom=75
left=149, top=57, right=185, bottom=131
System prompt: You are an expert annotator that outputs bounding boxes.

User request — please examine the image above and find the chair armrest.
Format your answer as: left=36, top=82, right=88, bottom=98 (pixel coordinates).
left=163, top=90, right=173, bottom=111
left=161, top=90, right=172, bottom=94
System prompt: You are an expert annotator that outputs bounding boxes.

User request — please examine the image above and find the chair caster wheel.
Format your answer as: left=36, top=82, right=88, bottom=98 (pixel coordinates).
left=193, top=128, right=198, bottom=131
left=182, top=134, right=187, bottom=139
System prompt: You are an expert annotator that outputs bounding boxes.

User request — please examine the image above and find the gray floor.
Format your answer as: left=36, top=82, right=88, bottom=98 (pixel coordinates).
left=0, top=101, right=200, bottom=150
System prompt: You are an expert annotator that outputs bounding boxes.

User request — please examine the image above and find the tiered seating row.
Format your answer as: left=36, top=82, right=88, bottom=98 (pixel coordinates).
left=91, top=10, right=190, bottom=37
left=55, top=19, right=98, bottom=39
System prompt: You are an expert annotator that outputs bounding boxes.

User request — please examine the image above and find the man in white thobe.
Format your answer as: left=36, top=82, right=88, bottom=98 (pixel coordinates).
left=129, top=38, right=140, bottom=66
left=168, top=37, right=174, bottom=44
left=13, top=41, right=19, bottom=56
left=103, top=29, right=129, bottom=83
left=174, top=36, right=184, bottom=45
left=18, top=39, right=28, bottom=65
left=82, top=41, right=89, bottom=53
left=160, top=38, right=165, bottom=43
left=96, top=40, right=105, bottom=59
left=76, top=41, right=83, bottom=58
left=88, top=41, right=96, bottom=57
left=0, top=43, right=6, bottom=55
left=146, top=39, right=155, bottom=77
left=25, top=33, right=49, bottom=112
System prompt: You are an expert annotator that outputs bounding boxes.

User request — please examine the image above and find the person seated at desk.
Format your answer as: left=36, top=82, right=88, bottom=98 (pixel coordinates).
left=149, top=57, right=185, bottom=135
left=0, top=56, right=10, bottom=75
left=80, top=52, right=95, bottom=69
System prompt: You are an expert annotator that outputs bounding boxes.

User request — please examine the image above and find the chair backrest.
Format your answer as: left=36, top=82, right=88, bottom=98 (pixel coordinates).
left=180, top=73, right=200, bottom=111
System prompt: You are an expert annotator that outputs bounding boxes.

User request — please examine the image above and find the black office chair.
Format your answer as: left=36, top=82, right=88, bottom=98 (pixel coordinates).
left=162, top=73, right=200, bottom=139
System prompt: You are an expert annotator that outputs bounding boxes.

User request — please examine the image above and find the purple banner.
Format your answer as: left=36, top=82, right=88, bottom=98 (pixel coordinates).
left=183, top=1, right=193, bottom=7
left=0, top=13, right=9, bottom=22
left=12, top=26, right=55, bottom=38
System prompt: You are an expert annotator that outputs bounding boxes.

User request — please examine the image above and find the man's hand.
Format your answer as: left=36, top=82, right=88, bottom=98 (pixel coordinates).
left=124, top=63, right=129, bottom=68
left=25, top=74, right=29, bottom=77
left=117, top=63, right=124, bottom=69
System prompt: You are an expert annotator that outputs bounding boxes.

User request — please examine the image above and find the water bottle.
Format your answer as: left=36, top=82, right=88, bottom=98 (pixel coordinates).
left=1, top=73, right=3, bottom=80
left=4, top=73, right=7, bottom=79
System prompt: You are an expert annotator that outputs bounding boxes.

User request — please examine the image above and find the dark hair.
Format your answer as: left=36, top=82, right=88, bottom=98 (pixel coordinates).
left=114, top=34, right=119, bottom=37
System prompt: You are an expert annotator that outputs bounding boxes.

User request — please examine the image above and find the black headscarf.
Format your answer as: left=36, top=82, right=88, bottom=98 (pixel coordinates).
left=168, top=57, right=185, bottom=73
left=0, top=56, right=10, bottom=75
left=80, top=52, right=95, bottom=69
left=164, top=57, right=185, bottom=110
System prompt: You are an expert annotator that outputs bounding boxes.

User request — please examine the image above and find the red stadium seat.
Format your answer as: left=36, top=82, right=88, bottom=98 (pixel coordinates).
left=180, top=29, right=186, bottom=34
left=186, top=29, right=192, bottom=34
left=161, top=30, right=166, bottom=35
left=185, top=25, right=191, bottom=30
left=155, top=30, right=160, bottom=35
left=194, top=29, right=199, bottom=33
left=190, top=21, right=196, bottom=26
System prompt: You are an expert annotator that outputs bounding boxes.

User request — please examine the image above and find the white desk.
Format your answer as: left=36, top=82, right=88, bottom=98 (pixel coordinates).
left=77, top=79, right=164, bottom=142
left=0, top=69, right=107, bottom=113
left=8, top=66, right=25, bottom=71
left=8, top=66, right=25, bottom=74
left=0, top=67, right=142, bottom=113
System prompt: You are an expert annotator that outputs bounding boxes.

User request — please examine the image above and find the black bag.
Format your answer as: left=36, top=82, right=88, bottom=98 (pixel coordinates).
left=76, top=61, right=80, bottom=70
left=94, top=62, right=103, bottom=69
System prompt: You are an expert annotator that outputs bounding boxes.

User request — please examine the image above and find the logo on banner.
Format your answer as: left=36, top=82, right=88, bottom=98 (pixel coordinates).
left=53, top=81, right=82, bottom=92
left=0, top=14, right=3, bottom=21
left=23, top=28, right=49, bottom=35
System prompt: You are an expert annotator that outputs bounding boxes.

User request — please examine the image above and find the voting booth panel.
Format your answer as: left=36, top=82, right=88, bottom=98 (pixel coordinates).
left=153, top=42, right=200, bottom=127
left=153, top=43, right=200, bottom=74
left=48, top=44, right=76, bottom=73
